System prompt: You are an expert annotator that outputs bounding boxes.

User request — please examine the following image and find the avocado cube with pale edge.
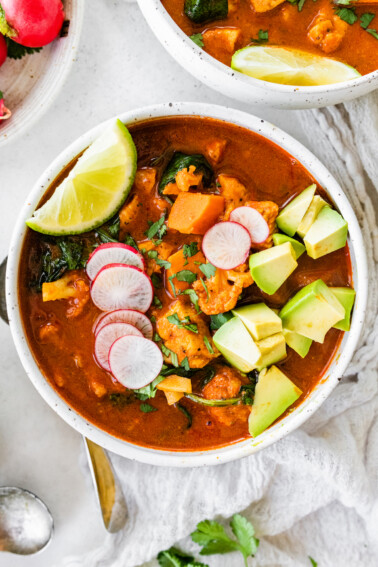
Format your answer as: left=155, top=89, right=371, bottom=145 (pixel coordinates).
left=297, top=195, right=327, bottom=238
left=330, top=287, right=356, bottom=331
left=255, top=333, right=287, bottom=370
left=232, top=302, right=282, bottom=340
left=213, top=317, right=261, bottom=373
left=249, top=365, right=302, bottom=437
left=276, top=184, right=316, bottom=236
left=249, top=242, right=298, bottom=295
left=282, top=328, right=312, bottom=358
left=279, top=279, right=345, bottom=343
left=304, top=207, right=348, bottom=259
left=272, top=233, right=305, bottom=259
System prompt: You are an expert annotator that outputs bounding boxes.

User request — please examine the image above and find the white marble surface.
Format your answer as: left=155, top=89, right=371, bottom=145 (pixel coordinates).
left=0, top=1, right=312, bottom=565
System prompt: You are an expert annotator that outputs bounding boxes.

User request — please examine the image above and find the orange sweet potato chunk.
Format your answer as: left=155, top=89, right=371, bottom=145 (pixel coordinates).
left=167, top=193, right=225, bottom=235
left=166, top=247, right=206, bottom=293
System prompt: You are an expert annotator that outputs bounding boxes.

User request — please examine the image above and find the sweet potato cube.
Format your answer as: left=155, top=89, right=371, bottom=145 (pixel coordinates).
left=166, top=247, right=206, bottom=293
left=250, top=0, right=285, bottom=12
left=167, top=193, right=225, bottom=235
left=157, top=376, right=192, bottom=393
left=164, top=390, right=185, bottom=405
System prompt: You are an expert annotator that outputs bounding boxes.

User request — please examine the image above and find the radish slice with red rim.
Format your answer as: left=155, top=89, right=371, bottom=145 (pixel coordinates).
left=91, top=264, right=153, bottom=313
left=86, top=243, right=145, bottom=280
left=230, top=207, right=270, bottom=245
left=94, top=309, right=153, bottom=339
left=109, top=335, right=163, bottom=389
left=95, top=322, right=143, bottom=372
left=202, top=221, right=251, bottom=270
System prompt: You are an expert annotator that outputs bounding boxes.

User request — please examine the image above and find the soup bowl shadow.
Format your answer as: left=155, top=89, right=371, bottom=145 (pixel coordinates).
left=137, top=0, right=378, bottom=109
left=6, top=102, right=368, bottom=467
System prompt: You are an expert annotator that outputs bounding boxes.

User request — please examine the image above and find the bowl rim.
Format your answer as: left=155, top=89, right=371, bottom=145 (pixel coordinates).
left=6, top=102, right=368, bottom=467
left=137, top=0, right=378, bottom=95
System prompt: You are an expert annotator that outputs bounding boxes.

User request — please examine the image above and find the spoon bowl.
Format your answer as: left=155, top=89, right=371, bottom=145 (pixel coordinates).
left=0, top=487, right=53, bottom=555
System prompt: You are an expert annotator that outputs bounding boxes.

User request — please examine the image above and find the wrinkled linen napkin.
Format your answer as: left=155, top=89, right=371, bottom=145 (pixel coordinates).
left=59, top=91, right=378, bottom=567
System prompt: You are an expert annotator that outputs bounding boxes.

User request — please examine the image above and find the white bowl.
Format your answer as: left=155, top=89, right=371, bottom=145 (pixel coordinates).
left=6, top=102, right=368, bottom=467
left=137, top=0, right=378, bottom=109
left=0, top=0, right=84, bottom=147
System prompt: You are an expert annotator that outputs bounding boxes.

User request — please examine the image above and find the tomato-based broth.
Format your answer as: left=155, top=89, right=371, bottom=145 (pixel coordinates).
left=162, top=0, right=378, bottom=77
left=19, top=116, right=352, bottom=451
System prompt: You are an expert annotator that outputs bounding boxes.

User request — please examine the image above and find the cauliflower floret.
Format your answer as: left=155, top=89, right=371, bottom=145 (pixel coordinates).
left=245, top=200, right=279, bottom=250
left=202, top=27, right=243, bottom=55
left=163, top=165, right=203, bottom=195
left=218, top=174, right=249, bottom=220
left=193, top=265, right=253, bottom=315
left=42, top=272, right=90, bottom=319
left=38, top=321, right=61, bottom=345
left=203, top=366, right=251, bottom=426
left=156, top=298, right=219, bottom=368
left=308, top=13, right=348, bottom=53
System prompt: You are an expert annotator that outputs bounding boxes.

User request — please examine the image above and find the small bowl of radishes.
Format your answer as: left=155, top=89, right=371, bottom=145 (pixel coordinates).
left=0, top=0, right=84, bottom=147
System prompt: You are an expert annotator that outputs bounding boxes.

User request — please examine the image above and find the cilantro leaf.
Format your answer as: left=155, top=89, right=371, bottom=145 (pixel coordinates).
left=309, top=558, right=318, bottom=567
left=190, top=33, right=204, bottom=48
left=158, top=547, right=204, bottom=567
left=140, top=403, right=157, bottom=413
left=145, top=213, right=167, bottom=240
left=156, top=258, right=172, bottom=269
left=5, top=37, right=42, bottom=59
left=180, top=288, right=200, bottom=312
left=367, top=28, right=378, bottom=39
left=183, top=242, right=199, bottom=259
left=167, top=313, right=198, bottom=333
left=161, top=344, right=179, bottom=367
left=176, top=269, right=197, bottom=284
left=203, top=336, right=214, bottom=354
left=151, top=273, right=162, bottom=289
left=230, top=514, right=259, bottom=562
left=209, top=311, right=233, bottom=331
left=134, top=375, right=166, bottom=400
left=251, top=29, right=269, bottom=44
left=199, top=263, right=216, bottom=279
left=199, top=277, right=209, bottom=302
left=360, top=12, right=375, bottom=29
left=336, top=7, right=358, bottom=24
left=178, top=404, right=192, bottom=428
left=153, top=296, right=163, bottom=309
left=181, top=356, right=190, bottom=370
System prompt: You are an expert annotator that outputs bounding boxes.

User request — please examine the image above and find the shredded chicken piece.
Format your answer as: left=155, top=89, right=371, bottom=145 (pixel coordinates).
left=217, top=174, right=249, bottom=220
left=205, top=139, right=227, bottom=166
left=308, top=13, right=348, bottom=53
left=156, top=298, right=219, bottom=368
left=38, top=322, right=61, bottom=344
left=163, top=165, right=203, bottom=195
left=202, top=27, right=243, bottom=55
left=89, top=379, right=108, bottom=398
left=193, top=265, right=253, bottom=315
left=66, top=279, right=90, bottom=318
left=245, top=200, right=279, bottom=250
left=203, top=366, right=251, bottom=426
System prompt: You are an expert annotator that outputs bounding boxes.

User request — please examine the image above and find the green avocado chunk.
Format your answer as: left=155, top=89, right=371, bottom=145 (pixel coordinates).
left=249, top=242, right=298, bottom=295
left=297, top=195, right=327, bottom=238
left=184, top=0, right=228, bottom=23
left=272, top=233, right=305, bottom=259
left=282, top=327, right=312, bottom=358
left=279, top=279, right=345, bottom=343
left=304, top=206, right=348, bottom=259
left=255, top=333, right=287, bottom=371
left=213, top=316, right=261, bottom=372
left=276, top=184, right=316, bottom=236
left=232, top=302, right=282, bottom=340
left=249, top=365, right=302, bottom=437
left=330, top=287, right=356, bottom=331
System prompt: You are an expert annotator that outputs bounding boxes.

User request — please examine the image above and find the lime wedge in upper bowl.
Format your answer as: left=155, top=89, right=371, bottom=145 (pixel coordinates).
left=231, top=46, right=361, bottom=86
left=26, top=119, right=137, bottom=235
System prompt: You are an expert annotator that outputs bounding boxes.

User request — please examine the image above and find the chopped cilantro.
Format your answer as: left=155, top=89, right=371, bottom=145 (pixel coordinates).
left=167, top=313, right=198, bottom=333
left=308, top=557, right=318, bottom=567
left=180, top=288, right=200, bottom=312
left=199, top=263, right=216, bottom=279
left=145, top=213, right=167, bottom=241
left=367, top=28, right=378, bottom=39
left=161, top=344, right=179, bottom=367
left=156, top=258, right=171, bottom=269
left=176, top=269, right=197, bottom=284
left=336, top=7, right=358, bottom=24
left=251, top=29, right=269, bottom=44
left=178, top=404, right=192, bottom=429
left=181, top=357, right=190, bottom=371
left=153, top=296, right=163, bottom=309
left=151, top=273, right=162, bottom=289
left=148, top=250, right=158, bottom=259
left=210, top=311, right=233, bottom=331
left=190, top=33, right=204, bottom=48
left=360, top=12, right=375, bottom=29
left=168, top=274, right=177, bottom=297
left=134, top=375, right=166, bottom=400
left=140, top=403, right=157, bottom=413
left=199, top=277, right=209, bottom=302
left=123, top=233, right=139, bottom=251
left=203, top=336, right=214, bottom=354
left=183, top=242, right=199, bottom=259
left=153, top=332, right=161, bottom=342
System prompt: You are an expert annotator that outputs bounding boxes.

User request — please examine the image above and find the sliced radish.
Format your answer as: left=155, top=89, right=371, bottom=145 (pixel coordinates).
left=109, top=335, right=163, bottom=389
left=230, top=206, right=270, bottom=245
left=94, top=309, right=153, bottom=339
left=86, top=243, right=145, bottom=280
left=202, top=221, right=251, bottom=270
left=91, top=264, right=153, bottom=313
left=95, top=322, right=143, bottom=372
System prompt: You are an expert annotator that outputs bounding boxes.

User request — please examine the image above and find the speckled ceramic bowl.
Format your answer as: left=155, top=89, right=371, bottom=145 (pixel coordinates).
left=137, top=0, right=378, bottom=109
left=6, top=103, right=368, bottom=466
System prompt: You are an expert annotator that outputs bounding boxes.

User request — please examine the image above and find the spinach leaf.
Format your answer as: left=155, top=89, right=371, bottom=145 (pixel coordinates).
left=140, top=403, right=158, bottom=413
left=178, top=405, right=192, bottom=428
left=159, top=152, right=213, bottom=193
left=184, top=0, right=228, bottom=23
left=38, top=238, right=85, bottom=288
left=95, top=215, right=120, bottom=243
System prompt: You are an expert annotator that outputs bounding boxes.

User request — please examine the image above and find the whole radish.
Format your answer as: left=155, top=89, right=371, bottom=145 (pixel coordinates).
left=0, top=0, right=65, bottom=47
left=0, top=33, right=7, bottom=66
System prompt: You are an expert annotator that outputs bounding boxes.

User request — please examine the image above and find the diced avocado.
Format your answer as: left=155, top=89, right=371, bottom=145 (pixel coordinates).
left=213, top=317, right=261, bottom=373
left=272, top=233, right=305, bottom=259
left=282, top=328, right=312, bottom=358
left=304, top=207, right=348, bottom=259
left=249, top=365, right=302, bottom=437
left=279, top=279, right=345, bottom=343
left=249, top=242, right=298, bottom=295
left=255, top=333, right=287, bottom=371
left=297, top=195, right=327, bottom=238
left=184, top=0, right=228, bottom=23
left=232, top=302, right=282, bottom=340
left=330, top=287, right=356, bottom=331
left=276, top=184, right=316, bottom=236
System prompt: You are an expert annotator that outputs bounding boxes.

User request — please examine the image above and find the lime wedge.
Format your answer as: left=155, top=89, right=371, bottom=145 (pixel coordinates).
left=26, top=120, right=137, bottom=235
left=231, top=46, right=361, bottom=86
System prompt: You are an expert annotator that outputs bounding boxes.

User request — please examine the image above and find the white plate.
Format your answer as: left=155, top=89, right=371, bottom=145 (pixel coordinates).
left=0, top=0, right=84, bottom=147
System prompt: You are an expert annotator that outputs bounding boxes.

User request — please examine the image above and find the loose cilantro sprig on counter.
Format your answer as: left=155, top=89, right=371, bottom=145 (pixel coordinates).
left=158, top=547, right=208, bottom=567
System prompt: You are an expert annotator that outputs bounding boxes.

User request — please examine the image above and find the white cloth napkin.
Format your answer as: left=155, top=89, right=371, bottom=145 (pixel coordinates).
left=59, top=91, right=378, bottom=567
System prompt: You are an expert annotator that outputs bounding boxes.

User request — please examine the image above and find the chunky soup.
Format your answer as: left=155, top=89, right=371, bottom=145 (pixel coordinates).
left=19, top=116, right=353, bottom=451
